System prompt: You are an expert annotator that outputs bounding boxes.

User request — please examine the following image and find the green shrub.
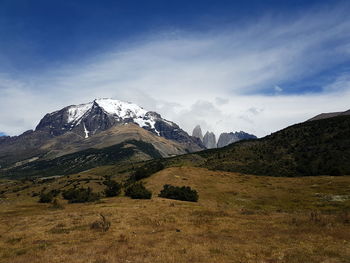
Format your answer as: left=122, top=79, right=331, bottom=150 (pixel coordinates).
left=133, top=161, right=164, bottom=181
left=330, top=168, right=342, bottom=176
left=103, top=180, right=122, bottom=197
left=159, top=184, right=198, bottom=202
left=125, top=182, right=152, bottom=199
left=62, top=187, right=99, bottom=203
left=39, top=192, right=53, bottom=203
left=38, top=189, right=62, bottom=203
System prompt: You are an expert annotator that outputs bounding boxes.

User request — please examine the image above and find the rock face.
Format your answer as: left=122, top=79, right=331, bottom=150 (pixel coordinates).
left=203, top=131, right=216, bottom=149
left=35, top=99, right=202, bottom=149
left=192, top=125, right=203, bottom=142
left=217, top=131, right=257, bottom=148
left=37, top=99, right=160, bottom=138
left=0, top=98, right=204, bottom=168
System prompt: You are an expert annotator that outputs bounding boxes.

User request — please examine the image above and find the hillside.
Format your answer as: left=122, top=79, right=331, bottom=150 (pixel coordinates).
left=39, top=124, right=190, bottom=159
left=307, top=109, right=350, bottom=121
left=197, top=115, right=350, bottom=176
left=1, top=140, right=161, bottom=179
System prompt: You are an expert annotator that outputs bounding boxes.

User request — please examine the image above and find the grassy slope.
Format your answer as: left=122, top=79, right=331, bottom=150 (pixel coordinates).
left=1, top=167, right=350, bottom=263
left=1, top=140, right=162, bottom=179
left=40, top=124, right=189, bottom=159
left=197, top=115, right=350, bottom=176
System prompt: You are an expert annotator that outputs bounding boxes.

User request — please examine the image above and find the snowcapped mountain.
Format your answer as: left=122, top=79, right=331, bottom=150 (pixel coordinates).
left=36, top=98, right=163, bottom=138
left=0, top=98, right=203, bottom=169
left=35, top=98, right=205, bottom=147
left=35, top=98, right=202, bottom=147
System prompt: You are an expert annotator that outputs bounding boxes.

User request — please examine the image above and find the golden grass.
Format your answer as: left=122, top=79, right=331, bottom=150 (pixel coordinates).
left=1, top=167, right=350, bottom=263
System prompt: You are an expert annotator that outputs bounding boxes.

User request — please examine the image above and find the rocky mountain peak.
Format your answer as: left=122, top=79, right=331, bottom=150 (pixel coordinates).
left=203, top=131, right=217, bottom=149
left=34, top=98, right=203, bottom=150
left=192, top=125, right=203, bottom=142
left=36, top=98, right=160, bottom=137
left=217, top=131, right=257, bottom=148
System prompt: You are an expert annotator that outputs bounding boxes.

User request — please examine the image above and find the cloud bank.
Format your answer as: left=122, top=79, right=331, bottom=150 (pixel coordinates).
left=1, top=5, right=350, bottom=137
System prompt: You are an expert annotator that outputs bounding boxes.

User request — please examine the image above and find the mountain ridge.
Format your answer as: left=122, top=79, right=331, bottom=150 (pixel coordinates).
left=307, top=109, right=350, bottom=122
left=0, top=98, right=203, bottom=169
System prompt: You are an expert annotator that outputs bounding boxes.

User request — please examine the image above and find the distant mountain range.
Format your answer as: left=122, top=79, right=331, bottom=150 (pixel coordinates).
left=0, top=98, right=203, bottom=172
left=1, top=103, right=349, bottom=179
left=191, top=125, right=257, bottom=149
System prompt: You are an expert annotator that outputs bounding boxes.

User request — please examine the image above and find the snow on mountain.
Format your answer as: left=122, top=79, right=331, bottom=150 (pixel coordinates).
left=83, top=123, right=89, bottom=138
left=34, top=98, right=204, bottom=152
left=95, top=98, right=147, bottom=118
left=63, top=98, right=159, bottom=134
left=67, top=102, right=93, bottom=124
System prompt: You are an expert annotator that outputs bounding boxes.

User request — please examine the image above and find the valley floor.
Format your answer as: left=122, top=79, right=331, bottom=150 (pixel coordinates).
left=1, top=167, right=350, bottom=263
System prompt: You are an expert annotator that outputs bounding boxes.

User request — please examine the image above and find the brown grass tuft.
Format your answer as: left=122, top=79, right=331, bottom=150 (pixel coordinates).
left=90, top=214, right=111, bottom=232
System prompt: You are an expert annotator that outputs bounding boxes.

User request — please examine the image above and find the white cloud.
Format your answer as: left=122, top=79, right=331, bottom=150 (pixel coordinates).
left=324, top=72, right=350, bottom=92
left=274, top=85, right=283, bottom=93
left=1, top=5, right=350, bottom=137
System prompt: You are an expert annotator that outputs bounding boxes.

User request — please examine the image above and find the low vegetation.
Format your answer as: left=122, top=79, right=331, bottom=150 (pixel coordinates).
left=200, top=115, right=350, bottom=176
left=50, top=198, right=64, bottom=209
left=38, top=189, right=61, bottom=203
left=38, top=192, right=53, bottom=203
left=1, top=167, right=350, bottom=262
left=62, top=187, right=100, bottom=203
left=159, top=184, right=198, bottom=202
left=125, top=182, right=152, bottom=199
left=2, top=140, right=162, bottom=179
left=103, top=179, right=121, bottom=197
left=90, top=214, right=111, bottom=232
left=132, top=160, right=165, bottom=181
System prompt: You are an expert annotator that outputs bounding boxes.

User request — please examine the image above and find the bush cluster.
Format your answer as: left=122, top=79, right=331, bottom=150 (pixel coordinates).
left=103, top=180, right=122, bottom=197
left=133, top=161, right=164, bottom=181
left=62, top=187, right=100, bottom=203
left=159, top=184, right=198, bottom=202
left=39, top=189, right=61, bottom=203
left=39, top=192, right=54, bottom=203
left=125, top=182, right=152, bottom=199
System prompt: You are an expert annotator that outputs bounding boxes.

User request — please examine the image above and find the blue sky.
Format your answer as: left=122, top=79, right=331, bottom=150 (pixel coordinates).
left=0, top=0, right=325, bottom=74
left=1, top=0, right=350, bottom=137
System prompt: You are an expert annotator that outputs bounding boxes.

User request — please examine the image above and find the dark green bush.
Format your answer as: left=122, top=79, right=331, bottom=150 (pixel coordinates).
left=125, top=182, right=152, bottom=199
left=330, top=168, right=342, bottom=176
left=62, top=187, right=100, bottom=203
left=159, top=184, right=198, bottom=202
left=50, top=189, right=61, bottom=197
left=104, top=180, right=122, bottom=197
left=39, top=188, right=62, bottom=203
left=133, top=161, right=164, bottom=181
left=39, top=192, right=53, bottom=203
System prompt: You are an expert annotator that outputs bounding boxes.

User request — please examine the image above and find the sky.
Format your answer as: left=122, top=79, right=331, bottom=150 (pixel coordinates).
left=1, top=0, right=350, bottom=138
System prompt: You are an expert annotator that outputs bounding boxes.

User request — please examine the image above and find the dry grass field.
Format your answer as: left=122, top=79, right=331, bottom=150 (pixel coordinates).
left=1, top=166, right=350, bottom=263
